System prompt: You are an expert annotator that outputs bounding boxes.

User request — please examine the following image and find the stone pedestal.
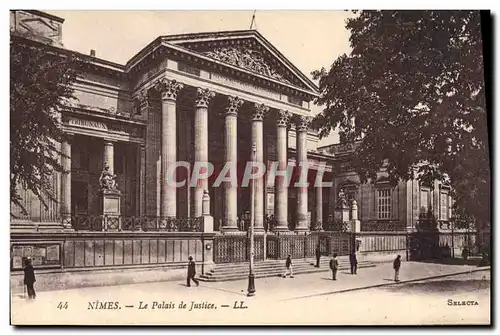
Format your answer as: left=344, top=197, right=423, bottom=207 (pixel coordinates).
left=99, top=189, right=122, bottom=231
left=334, top=205, right=350, bottom=223
left=351, top=220, right=361, bottom=233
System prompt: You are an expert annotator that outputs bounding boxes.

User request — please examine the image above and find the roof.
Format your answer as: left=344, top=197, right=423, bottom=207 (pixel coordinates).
left=126, top=29, right=319, bottom=96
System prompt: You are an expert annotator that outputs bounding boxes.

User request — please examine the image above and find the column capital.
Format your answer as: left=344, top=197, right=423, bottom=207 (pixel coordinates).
left=253, top=103, right=269, bottom=121
left=155, top=78, right=184, bottom=101
left=277, top=109, right=291, bottom=127
left=225, top=96, right=244, bottom=116
left=296, top=115, right=312, bottom=132
left=104, top=140, right=115, bottom=146
left=195, top=88, right=216, bottom=108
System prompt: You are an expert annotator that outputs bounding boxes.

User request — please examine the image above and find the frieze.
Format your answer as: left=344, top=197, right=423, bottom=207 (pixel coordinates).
left=204, top=46, right=292, bottom=85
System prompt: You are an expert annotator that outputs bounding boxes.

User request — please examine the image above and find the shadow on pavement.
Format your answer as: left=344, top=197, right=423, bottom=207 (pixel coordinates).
left=381, top=279, right=490, bottom=294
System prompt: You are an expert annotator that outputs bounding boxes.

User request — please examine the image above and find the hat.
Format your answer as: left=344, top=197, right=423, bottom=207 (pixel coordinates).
left=188, top=256, right=193, bottom=260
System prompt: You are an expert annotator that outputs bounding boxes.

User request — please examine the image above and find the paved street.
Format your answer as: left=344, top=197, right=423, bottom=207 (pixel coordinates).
left=11, top=262, right=490, bottom=325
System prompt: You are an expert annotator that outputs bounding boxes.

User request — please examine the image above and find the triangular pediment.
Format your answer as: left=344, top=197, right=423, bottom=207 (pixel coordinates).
left=163, top=30, right=318, bottom=94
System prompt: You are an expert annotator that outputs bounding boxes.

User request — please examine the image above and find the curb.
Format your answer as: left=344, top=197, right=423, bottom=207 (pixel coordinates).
left=282, top=267, right=491, bottom=301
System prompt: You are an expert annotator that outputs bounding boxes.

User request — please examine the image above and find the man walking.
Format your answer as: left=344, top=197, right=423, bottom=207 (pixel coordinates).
left=329, top=253, right=339, bottom=280
left=187, top=256, right=199, bottom=287
left=282, top=254, right=294, bottom=278
left=349, top=250, right=358, bottom=275
left=23, top=257, right=36, bottom=299
left=315, top=244, right=321, bottom=268
left=393, top=254, right=401, bottom=282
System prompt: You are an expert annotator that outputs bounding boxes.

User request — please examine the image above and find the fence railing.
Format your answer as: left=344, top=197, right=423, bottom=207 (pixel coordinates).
left=361, top=220, right=405, bottom=232
left=213, top=231, right=354, bottom=263
left=63, top=215, right=203, bottom=232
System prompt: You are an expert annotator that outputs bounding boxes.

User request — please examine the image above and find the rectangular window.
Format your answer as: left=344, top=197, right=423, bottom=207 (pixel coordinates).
left=377, top=188, right=392, bottom=219
left=420, top=189, right=429, bottom=216
left=440, top=191, right=449, bottom=220
left=177, top=62, right=201, bottom=76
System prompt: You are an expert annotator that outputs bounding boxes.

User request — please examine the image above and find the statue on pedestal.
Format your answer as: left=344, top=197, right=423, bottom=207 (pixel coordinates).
left=99, top=163, right=118, bottom=191
left=337, top=188, right=347, bottom=208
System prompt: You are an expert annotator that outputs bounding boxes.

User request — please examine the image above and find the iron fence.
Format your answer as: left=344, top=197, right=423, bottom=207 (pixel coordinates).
left=64, top=215, right=203, bottom=232
left=361, top=220, right=405, bottom=231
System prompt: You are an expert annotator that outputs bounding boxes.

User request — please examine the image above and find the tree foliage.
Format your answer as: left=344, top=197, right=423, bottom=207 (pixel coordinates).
left=10, top=36, right=82, bottom=216
left=312, top=11, right=490, bottom=228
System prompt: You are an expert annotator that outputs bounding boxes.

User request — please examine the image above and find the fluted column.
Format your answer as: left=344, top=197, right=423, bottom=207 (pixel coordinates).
left=295, top=116, right=312, bottom=232
left=61, top=139, right=72, bottom=226
left=136, top=144, right=146, bottom=216
left=103, top=141, right=114, bottom=173
left=252, top=103, right=268, bottom=232
left=194, top=88, right=215, bottom=217
left=156, top=78, right=184, bottom=218
left=315, top=186, right=323, bottom=230
left=274, top=110, right=291, bottom=231
left=221, top=96, right=243, bottom=232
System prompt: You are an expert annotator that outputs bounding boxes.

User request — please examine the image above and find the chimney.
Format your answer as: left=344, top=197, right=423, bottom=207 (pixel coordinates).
left=90, top=49, right=96, bottom=57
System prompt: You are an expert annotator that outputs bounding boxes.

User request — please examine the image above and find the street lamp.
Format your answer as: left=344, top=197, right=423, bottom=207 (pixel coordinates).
left=247, top=142, right=256, bottom=297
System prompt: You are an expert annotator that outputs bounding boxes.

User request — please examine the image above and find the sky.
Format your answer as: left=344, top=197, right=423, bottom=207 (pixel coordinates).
left=47, top=10, right=356, bottom=145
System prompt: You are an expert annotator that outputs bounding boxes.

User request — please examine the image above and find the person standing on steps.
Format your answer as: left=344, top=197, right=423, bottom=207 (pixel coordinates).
left=329, top=253, right=339, bottom=280
left=349, top=250, right=358, bottom=275
left=315, top=244, right=321, bottom=268
left=393, top=254, right=402, bottom=282
left=282, top=255, right=294, bottom=278
left=187, top=256, right=199, bottom=287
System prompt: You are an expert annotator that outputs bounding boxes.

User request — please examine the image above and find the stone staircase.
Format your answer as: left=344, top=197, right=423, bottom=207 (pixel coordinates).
left=199, top=257, right=376, bottom=282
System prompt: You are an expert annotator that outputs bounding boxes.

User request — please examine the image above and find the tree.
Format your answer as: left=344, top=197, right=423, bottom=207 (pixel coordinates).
left=10, top=35, right=83, bottom=216
left=312, top=11, right=490, bottom=229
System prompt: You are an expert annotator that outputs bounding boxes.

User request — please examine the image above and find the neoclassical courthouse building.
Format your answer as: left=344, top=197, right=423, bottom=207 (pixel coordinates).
left=11, top=10, right=455, bottom=234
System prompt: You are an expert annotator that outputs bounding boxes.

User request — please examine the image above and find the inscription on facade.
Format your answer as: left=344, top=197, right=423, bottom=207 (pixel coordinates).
left=211, top=73, right=281, bottom=101
left=68, top=118, right=108, bottom=131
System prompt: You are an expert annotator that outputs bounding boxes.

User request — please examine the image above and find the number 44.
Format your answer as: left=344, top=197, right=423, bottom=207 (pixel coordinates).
left=57, top=302, right=68, bottom=310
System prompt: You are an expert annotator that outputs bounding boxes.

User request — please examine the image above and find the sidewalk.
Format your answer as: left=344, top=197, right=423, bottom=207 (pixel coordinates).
left=11, top=261, right=490, bottom=325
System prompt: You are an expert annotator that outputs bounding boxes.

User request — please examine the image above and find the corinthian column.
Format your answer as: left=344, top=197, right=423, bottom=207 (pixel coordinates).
left=156, top=78, right=184, bottom=218
left=295, top=116, right=312, bottom=232
left=194, top=88, right=215, bottom=217
left=252, top=103, right=268, bottom=232
left=274, top=110, right=291, bottom=231
left=221, top=96, right=243, bottom=232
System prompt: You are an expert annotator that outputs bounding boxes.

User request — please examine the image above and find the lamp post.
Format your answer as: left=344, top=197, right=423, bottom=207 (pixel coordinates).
left=247, top=142, right=256, bottom=297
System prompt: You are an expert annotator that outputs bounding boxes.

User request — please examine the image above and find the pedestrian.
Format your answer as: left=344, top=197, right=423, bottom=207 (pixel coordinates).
left=349, top=250, right=358, bottom=275
left=187, top=256, right=199, bottom=287
left=329, top=253, right=339, bottom=280
left=393, top=254, right=401, bottom=282
left=282, top=254, right=294, bottom=278
left=23, top=257, right=36, bottom=299
left=315, top=244, right=321, bottom=268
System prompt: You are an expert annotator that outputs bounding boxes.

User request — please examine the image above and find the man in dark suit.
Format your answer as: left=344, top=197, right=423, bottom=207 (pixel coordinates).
left=393, top=255, right=402, bottom=282
left=23, top=257, right=36, bottom=299
left=349, top=251, right=358, bottom=275
left=329, top=253, right=339, bottom=280
left=187, top=256, right=199, bottom=287
left=315, top=244, right=321, bottom=268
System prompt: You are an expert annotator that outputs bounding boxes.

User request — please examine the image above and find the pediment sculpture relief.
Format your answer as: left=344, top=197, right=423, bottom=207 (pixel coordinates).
left=204, top=46, right=292, bottom=85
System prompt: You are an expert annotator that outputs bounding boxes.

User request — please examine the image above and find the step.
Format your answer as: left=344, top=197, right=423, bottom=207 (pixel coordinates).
left=208, top=262, right=374, bottom=276
left=199, top=263, right=376, bottom=282
left=210, top=258, right=357, bottom=270
left=209, top=259, right=371, bottom=273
